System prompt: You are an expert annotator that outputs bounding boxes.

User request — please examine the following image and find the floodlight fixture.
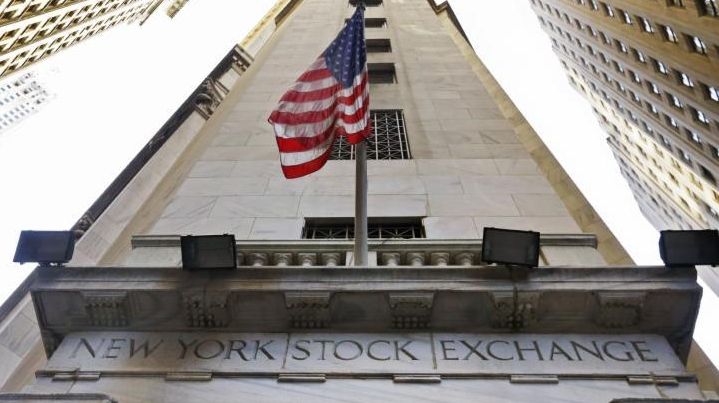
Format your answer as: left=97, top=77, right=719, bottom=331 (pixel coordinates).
left=481, top=227, right=540, bottom=268
left=659, top=230, right=719, bottom=267
left=180, top=234, right=237, bottom=270
left=13, top=230, right=75, bottom=266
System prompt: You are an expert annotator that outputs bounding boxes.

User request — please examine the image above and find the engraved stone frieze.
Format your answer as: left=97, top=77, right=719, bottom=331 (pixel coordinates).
left=595, top=292, right=646, bottom=329
left=182, top=290, right=231, bottom=328
left=389, top=292, right=434, bottom=329
left=82, top=292, right=129, bottom=327
left=284, top=291, right=331, bottom=329
left=490, top=291, right=541, bottom=330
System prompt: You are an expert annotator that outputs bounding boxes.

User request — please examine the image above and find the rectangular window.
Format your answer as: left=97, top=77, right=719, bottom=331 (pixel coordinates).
left=660, top=24, right=678, bottom=42
left=703, top=84, right=719, bottom=102
left=350, top=0, right=382, bottom=6
left=676, top=71, right=694, bottom=87
left=699, top=0, right=718, bottom=16
left=302, top=217, right=426, bottom=240
left=363, top=17, right=387, bottom=28
left=366, top=38, right=391, bottom=53
left=686, top=35, right=708, bottom=54
left=653, top=59, right=669, bottom=75
left=686, top=129, right=703, bottom=146
left=639, top=16, right=654, bottom=33
left=700, top=165, right=716, bottom=183
left=368, top=63, right=396, bottom=83
left=331, top=110, right=410, bottom=160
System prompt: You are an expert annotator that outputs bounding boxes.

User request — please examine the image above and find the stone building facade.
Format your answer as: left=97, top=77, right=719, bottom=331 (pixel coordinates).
left=0, top=0, right=159, bottom=78
left=528, top=0, right=719, bottom=232
left=0, top=0, right=717, bottom=401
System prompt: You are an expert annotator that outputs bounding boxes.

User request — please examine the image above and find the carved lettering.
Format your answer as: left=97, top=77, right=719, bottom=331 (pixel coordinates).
left=334, top=340, right=363, bottom=361
left=631, top=341, right=658, bottom=362
left=367, top=340, right=391, bottom=361
left=549, top=341, right=573, bottom=361
left=514, top=340, right=543, bottom=361
left=315, top=340, right=333, bottom=361
left=571, top=340, right=604, bottom=361
left=195, top=339, right=224, bottom=359
left=254, top=340, right=275, bottom=360
left=178, top=339, right=197, bottom=359
left=486, top=340, right=512, bottom=361
left=394, top=340, right=418, bottom=361
left=130, top=339, right=163, bottom=358
left=291, top=340, right=311, bottom=360
left=461, top=340, right=488, bottom=361
left=70, top=338, right=105, bottom=359
left=603, top=341, right=633, bottom=362
left=440, top=340, right=458, bottom=360
left=225, top=340, right=248, bottom=361
left=103, top=338, right=125, bottom=359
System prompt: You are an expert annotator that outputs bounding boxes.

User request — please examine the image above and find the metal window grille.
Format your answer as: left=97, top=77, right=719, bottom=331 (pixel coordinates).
left=331, top=110, right=410, bottom=160
left=302, top=218, right=426, bottom=240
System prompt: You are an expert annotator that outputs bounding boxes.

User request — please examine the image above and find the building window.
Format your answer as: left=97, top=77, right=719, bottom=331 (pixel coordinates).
left=653, top=59, right=669, bottom=75
left=691, top=107, right=711, bottom=125
left=302, top=217, right=426, bottom=240
left=660, top=135, right=672, bottom=148
left=621, top=10, right=632, bottom=24
left=665, top=114, right=680, bottom=130
left=368, top=63, right=396, bottom=84
left=700, top=165, right=716, bottom=183
left=363, top=18, right=386, bottom=28
left=633, top=48, right=646, bottom=63
left=629, top=70, right=641, bottom=83
left=704, top=84, right=719, bottom=102
left=602, top=2, right=615, bottom=17
left=331, top=110, right=410, bottom=160
left=677, top=71, right=694, bottom=87
left=680, top=149, right=692, bottom=163
left=667, top=0, right=684, bottom=7
left=616, top=40, right=628, bottom=53
left=699, top=0, right=719, bottom=16
left=710, top=144, right=719, bottom=159
left=668, top=93, right=684, bottom=109
left=686, top=129, right=702, bottom=146
left=660, top=25, right=678, bottom=42
left=649, top=81, right=661, bottom=95
left=686, top=35, right=708, bottom=54
left=350, top=0, right=382, bottom=6
left=639, top=16, right=654, bottom=32
left=366, top=39, right=391, bottom=53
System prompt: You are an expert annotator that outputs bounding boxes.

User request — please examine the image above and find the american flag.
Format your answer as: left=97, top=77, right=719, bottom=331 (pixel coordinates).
left=268, top=7, right=371, bottom=179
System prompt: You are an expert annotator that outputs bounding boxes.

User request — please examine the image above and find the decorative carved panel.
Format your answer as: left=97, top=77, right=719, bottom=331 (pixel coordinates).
left=182, top=290, right=231, bottom=328
left=82, top=291, right=129, bottom=327
left=595, top=291, right=646, bottom=328
left=389, top=292, right=434, bottom=329
left=490, top=291, right=540, bottom=330
left=284, top=292, right=331, bottom=329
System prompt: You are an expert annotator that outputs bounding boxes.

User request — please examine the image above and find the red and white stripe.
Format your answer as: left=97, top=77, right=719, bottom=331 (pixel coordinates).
left=269, top=58, right=370, bottom=179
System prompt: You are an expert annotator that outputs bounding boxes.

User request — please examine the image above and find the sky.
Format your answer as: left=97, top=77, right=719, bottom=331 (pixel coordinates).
left=0, top=0, right=716, bottom=361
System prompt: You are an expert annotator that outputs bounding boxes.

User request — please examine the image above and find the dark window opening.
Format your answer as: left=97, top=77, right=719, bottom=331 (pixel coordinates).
left=700, top=165, right=716, bottom=183
left=331, top=110, right=410, bottom=160
left=350, top=0, right=382, bottom=6
left=366, top=38, right=391, bottom=53
left=302, top=217, right=426, bottom=240
left=368, top=63, right=396, bottom=83
left=346, top=17, right=386, bottom=27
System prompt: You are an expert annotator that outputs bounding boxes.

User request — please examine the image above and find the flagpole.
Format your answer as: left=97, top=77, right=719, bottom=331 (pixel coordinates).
left=354, top=139, right=369, bottom=266
left=353, top=0, right=368, bottom=267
